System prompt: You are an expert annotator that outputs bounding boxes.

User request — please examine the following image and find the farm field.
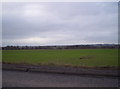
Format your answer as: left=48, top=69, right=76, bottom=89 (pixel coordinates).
left=2, top=49, right=118, bottom=68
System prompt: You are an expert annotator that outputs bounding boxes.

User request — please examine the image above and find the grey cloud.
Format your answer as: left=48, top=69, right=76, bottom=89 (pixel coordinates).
left=2, top=2, right=118, bottom=46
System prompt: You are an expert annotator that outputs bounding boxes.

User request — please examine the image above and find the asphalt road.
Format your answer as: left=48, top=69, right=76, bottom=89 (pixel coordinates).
left=2, top=70, right=119, bottom=87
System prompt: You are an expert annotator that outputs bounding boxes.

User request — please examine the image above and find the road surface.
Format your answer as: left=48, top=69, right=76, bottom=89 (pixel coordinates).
left=2, top=70, right=119, bottom=87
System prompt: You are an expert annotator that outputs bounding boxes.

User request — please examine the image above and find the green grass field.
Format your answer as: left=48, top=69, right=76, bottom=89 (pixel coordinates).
left=2, top=49, right=118, bottom=67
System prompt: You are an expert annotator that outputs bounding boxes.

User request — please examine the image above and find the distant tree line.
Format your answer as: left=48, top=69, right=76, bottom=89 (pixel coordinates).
left=2, top=44, right=119, bottom=50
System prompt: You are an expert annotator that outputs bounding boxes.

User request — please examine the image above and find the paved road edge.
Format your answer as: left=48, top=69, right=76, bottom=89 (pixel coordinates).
left=2, top=63, right=119, bottom=77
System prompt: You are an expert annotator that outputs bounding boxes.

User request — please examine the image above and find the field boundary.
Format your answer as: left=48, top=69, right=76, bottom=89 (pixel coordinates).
left=2, top=63, right=119, bottom=77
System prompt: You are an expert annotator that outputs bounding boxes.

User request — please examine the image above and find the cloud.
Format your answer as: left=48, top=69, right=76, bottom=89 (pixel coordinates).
left=2, top=2, right=118, bottom=46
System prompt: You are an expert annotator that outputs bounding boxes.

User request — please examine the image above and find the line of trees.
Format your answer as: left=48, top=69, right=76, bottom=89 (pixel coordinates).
left=2, top=44, right=119, bottom=50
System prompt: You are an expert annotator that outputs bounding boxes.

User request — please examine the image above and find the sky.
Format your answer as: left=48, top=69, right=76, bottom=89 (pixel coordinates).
left=2, top=2, right=118, bottom=46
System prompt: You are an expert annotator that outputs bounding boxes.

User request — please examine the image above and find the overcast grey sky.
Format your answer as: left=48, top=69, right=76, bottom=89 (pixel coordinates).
left=2, top=2, right=118, bottom=46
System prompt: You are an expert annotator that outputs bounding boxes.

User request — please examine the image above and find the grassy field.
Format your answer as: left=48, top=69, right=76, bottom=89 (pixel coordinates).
left=2, top=49, right=118, bottom=67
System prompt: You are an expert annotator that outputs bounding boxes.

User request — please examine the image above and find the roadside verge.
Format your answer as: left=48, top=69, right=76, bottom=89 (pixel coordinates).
left=2, top=63, right=119, bottom=77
